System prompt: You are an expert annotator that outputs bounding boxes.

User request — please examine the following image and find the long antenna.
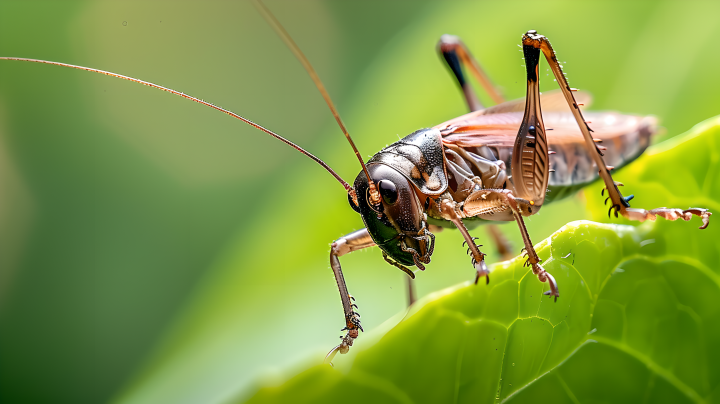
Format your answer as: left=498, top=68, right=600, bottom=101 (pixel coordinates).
left=0, top=57, right=351, bottom=192
left=252, top=0, right=381, bottom=207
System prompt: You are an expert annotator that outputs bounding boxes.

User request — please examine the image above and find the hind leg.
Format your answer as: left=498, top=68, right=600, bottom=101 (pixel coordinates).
left=523, top=30, right=711, bottom=229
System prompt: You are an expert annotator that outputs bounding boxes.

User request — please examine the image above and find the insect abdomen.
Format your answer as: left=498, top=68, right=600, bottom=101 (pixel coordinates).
left=545, top=113, right=657, bottom=202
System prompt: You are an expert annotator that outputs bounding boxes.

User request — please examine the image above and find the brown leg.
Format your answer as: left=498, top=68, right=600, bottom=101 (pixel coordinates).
left=439, top=36, right=515, bottom=264
left=438, top=198, right=490, bottom=284
left=325, top=228, right=376, bottom=364
left=438, top=34, right=505, bottom=112
left=460, top=188, right=560, bottom=301
left=487, top=224, right=514, bottom=261
left=523, top=30, right=711, bottom=229
left=503, top=194, right=560, bottom=301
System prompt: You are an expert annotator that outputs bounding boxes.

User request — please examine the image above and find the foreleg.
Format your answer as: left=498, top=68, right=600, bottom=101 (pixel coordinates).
left=325, top=228, right=376, bottom=364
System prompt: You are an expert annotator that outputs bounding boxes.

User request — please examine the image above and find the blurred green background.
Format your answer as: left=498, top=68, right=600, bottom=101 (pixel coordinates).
left=0, top=1, right=718, bottom=403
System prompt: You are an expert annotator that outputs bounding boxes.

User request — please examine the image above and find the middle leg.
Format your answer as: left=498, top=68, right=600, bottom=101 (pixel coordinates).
left=461, top=188, right=560, bottom=300
left=437, top=197, right=491, bottom=285
left=438, top=34, right=516, bottom=263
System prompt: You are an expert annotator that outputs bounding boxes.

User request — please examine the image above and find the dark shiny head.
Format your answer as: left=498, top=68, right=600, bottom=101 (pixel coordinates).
left=351, top=164, right=434, bottom=268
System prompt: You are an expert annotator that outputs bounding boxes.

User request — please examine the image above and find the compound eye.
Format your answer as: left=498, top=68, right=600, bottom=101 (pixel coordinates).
left=377, top=180, right=398, bottom=205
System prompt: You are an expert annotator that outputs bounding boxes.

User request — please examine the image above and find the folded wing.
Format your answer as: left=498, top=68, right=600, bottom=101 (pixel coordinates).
left=436, top=97, right=657, bottom=188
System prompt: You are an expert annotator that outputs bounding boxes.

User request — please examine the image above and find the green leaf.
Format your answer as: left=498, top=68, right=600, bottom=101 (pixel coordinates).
left=239, top=117, right=720, bottom=404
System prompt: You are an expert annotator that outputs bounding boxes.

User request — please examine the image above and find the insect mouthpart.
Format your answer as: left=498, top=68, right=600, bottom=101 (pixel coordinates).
left=399, top=224, right=435, bottom=270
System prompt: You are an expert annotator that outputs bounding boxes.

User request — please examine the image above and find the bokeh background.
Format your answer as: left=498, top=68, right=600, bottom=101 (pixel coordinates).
left=0, top=1, right=718, bottom=403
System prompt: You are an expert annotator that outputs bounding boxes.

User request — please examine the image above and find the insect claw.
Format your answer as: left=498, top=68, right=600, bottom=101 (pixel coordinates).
left=325, top=328, right=358, bottom=365
left=682, top=208, right=711, bottom=229
left=532, top=263, right=559, bottom=302
left=601, top=188, right=605, bottom=196
left=473, top=257, right=489, bottom=285
left=604, top=196, right=610, bottom=206
left=543, top=290, right=558, bottom=303
left=699, top=210, right=712, bottom=229
left=324, top=345, right=341, bottom=366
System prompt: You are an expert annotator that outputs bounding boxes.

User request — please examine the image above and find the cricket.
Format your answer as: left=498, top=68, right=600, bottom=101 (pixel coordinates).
left=1, top=1, right=711, bottom=367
